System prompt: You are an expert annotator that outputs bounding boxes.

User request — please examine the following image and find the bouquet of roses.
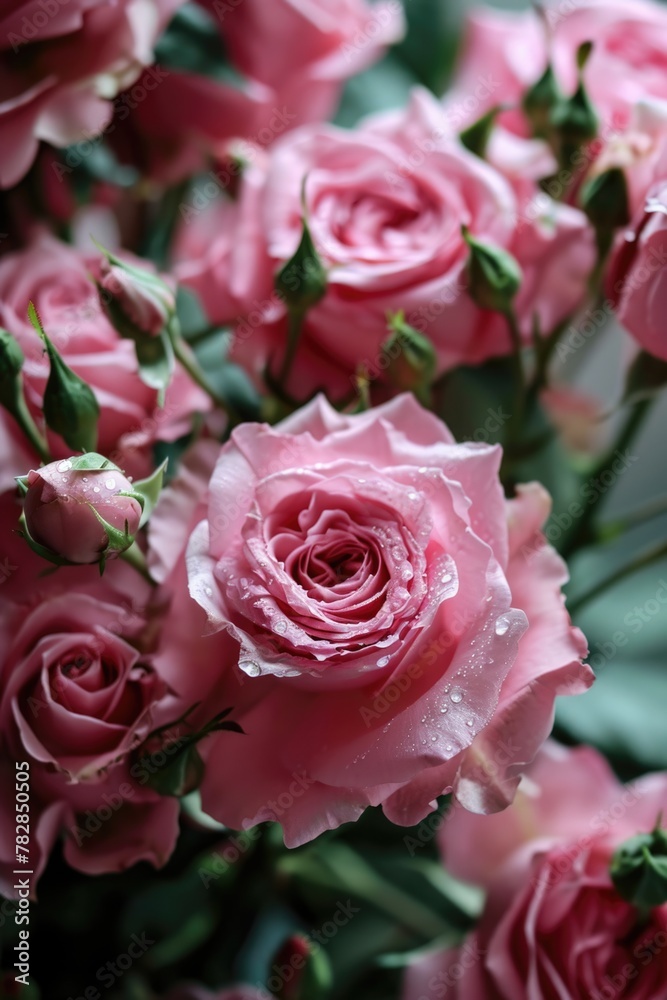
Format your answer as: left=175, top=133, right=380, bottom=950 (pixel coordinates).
left=1, top=0, right=667, bottom=997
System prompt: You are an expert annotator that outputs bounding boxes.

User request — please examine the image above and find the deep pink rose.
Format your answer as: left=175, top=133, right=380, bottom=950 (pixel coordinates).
left=23, top=458, right=142, bottom=564
left=448, top=0, right=667, bottom=137
left=0, top=496, right=181, bottom=895
left=607, top=179, right=667, bottom=361
left=403, top=742, right=667, bottom=1000
left=124, top=0, right=404, bottom=182
left=185, top=395, right=591, bottom=845
left=0, top=231, right=209, bottom=490
left=175, top=90, right=594, bottom=399
left=0, top=0, right=182, bottom=188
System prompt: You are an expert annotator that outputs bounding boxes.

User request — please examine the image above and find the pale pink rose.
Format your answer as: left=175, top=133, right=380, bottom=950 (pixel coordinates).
left=0, top=0, right=182, bottom=188
left=607, top=179, right=667, bottom=361
left=404, top=742, right=667, bottom=1000
left=123, top=0, right=404, bottom=182
left=182, top=91, right=593, bottom=396
left=0, top=494, right=181, bottom=895
left=448, top=0, right=667, bottom=137
left=23, top=459, right=142, bottom=564
left=0, top=231, right=209, bottom=490
left=185, top=395, right=591, bottom=845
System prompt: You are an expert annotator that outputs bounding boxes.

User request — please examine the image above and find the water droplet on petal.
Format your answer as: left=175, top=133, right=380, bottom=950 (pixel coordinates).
left=377, top=655, right=390, bottom=668
left=105, top=478, right=116, bottom=490
left=274, top=620, right=287, bottom=634
left=466, top=719, right=474, bottom=727
left=450, top=687, right=463, bottom=704
left=204, top=586, right=213, bottom=597
left=495, top=615, right=510, bottom=636
left=82, top=477, right=88, bottom=483
left=431, top=735, right=438, bottom=742
left=241, top=660, right=261, bottom=677
left=93, top=487, right=100, bottom=493
left=57, top=460, right=71, bottom=473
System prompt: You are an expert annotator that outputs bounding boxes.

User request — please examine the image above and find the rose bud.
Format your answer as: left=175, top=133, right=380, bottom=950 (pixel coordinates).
left=462, top=226, right=522, bottom=315
left=269, top=934, right=333, bottom=1000
left=19, top=454, right=144, bottom=567
left=98, top=252, right=176, bottom=338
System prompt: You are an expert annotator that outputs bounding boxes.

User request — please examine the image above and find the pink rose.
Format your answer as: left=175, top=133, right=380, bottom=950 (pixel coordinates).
left=22, top=458, right=143, bottom=564
left=173, top=151, right=274, bottom=327
left=0, top=0, right=182, bottom=188
left=607, top=178, right=667, bottom=361
left=148, top=439, right=237, bottom=708
left=177, top=90, right=593, bottom=397
left=0, top=231, right=209, bottom=489
left=0, top=496, right=181, bottom=894
left=185, top=395, right=591, bottom=845
left=403, top=742, right=667, bottom=1000
left=123, top=0, right=404, bottom=182
left=449, top=0, right=667, bottom=137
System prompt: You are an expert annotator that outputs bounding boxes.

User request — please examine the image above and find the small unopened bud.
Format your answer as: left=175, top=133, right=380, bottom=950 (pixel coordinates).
left=581, top=167, right=630, bottom=231
left=275, top=219, right=328, bottom=314
left=523, top=62, right=562, bottom=139
left=269, top=933, right=333, bottom=1000
left=18, top=454, right=143, bottom=567
left=462, top=228, right=522, bottom=314
left=550, top=42, right=598, bottom=167
left=382, top=312, right=437, bottom=403
left=28, top=302, right=99, bottom=453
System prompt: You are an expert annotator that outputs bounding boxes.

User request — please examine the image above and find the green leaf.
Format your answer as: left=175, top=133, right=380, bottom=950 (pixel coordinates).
left=69, top=452, right=117, bottom=471
left=611, top=823, right=667, bottom=911
left=133, top=459, right=168, bottom=528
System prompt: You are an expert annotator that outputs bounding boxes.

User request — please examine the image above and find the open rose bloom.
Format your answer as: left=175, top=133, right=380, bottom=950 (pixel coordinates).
left=404, top=742, right=667, bottom=1000
left=186, top=396, right=591, bottom=842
